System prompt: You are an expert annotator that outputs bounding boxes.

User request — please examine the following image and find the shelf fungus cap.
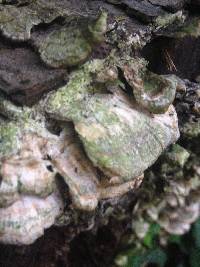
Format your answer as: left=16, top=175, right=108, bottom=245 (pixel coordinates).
left=45, top=58, right=180, bottom=183
left=121, top=59, right=177, bottom=114
left=0, top=1, right=65, bottom=41
left=0, top=57, right=180, bottom=245
left=75, top=94, right=180, bottom=182
left=36, top=12, right=108, bottom=68
left=0, top=193, right=63, bottom=245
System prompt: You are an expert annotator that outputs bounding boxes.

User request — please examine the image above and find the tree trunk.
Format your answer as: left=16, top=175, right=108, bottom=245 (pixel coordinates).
left=0, top=0, right=200, bottom=266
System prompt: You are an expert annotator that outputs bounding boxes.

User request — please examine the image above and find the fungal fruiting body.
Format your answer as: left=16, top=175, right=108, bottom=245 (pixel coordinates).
left=0, top=55, right=180, bottom=245
left=0, top=3, right=181, bottom=244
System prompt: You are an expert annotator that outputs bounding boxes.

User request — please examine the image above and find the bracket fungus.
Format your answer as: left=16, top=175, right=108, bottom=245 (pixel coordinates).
left=33, top=11, right=108, bottom=68
left=46, top=58, right=179, bottom=182
left=120, top=57, right=177, bottom=113
left=0, top=56, right=180, bottom=245
left=0, top=0, right=68, bottom=41
left=0, top=1, right=182, bottom=246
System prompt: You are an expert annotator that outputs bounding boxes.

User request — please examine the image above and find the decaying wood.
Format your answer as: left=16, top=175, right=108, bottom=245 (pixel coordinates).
left=0, top=0, right=199, bottom=266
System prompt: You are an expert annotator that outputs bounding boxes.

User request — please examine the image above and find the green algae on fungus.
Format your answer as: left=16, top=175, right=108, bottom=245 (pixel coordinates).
left=0, top=103, right=64, bottom=244
left=0, top=0, right=68, bottom=41
left=137, top=72, right=177, bottom=114
left=38, top=27, right=92, bottom=68
left=45, top=58, right=179, bottom=182
left=0, top=96, right=32, bottom=158
left=0, top=94, right=100, bottom=214
left=0, top=55, right=180, bottom=244
left=36, top=12, right=108, bottom=68
left=75, top=95, right=179, bottom=181
left=0, top=94, right=139, bottom=244
left=121, top=58, right=177, bottom=113
left=0, top=121, right=57, bottom=209
left=0, top=122, right=22, bottom=158
left=45, top=59, right=110, bottom=120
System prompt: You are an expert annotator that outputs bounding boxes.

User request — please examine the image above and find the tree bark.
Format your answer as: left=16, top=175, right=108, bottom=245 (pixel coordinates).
left=0, top=0, right=200, bottom=266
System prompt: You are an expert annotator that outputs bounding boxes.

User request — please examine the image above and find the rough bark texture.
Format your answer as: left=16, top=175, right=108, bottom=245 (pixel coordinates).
left=0, top=0, right=200, bottom=266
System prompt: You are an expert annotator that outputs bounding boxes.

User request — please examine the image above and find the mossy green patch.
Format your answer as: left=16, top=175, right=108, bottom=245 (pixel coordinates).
left=0, top=122, right=21, bottom=158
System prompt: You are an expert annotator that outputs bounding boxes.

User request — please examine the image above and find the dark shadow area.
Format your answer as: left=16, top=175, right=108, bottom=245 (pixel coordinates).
left=0, top=227, right=70, bottom=267
left=141, top=36, right=200, bottom=81
left=69, top=226, right=117, bottom=267
left=165, top=243, right=189, bottom=267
